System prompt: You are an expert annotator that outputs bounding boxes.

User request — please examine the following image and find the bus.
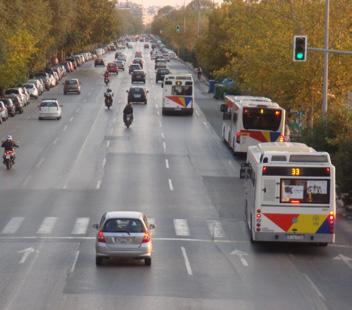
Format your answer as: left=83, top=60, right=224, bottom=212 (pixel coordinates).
left=242, top=142, right=336, bottom=245
left=162, top=74, right=194, bottom=115
left=220, top=96, right=286, bottom=153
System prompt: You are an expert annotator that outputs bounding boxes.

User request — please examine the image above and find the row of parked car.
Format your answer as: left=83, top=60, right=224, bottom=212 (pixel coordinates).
left=0, top=52, right=94, bottom=125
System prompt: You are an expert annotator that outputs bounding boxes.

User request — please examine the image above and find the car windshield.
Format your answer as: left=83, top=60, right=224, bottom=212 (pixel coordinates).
left=41, top=101, right=57, bottom=107
left=66, top=80, right=77, bottom=85
left=103, top=218, right=145, bottom=233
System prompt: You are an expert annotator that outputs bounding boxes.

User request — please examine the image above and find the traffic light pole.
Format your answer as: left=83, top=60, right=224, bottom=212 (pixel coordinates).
left=322, top=0, right=329, bottom=116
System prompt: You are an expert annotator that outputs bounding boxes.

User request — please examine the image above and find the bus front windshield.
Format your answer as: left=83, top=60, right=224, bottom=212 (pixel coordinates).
left=171, top=85, right=193, bottom=96
left=243, top=108, right=282, bottom=131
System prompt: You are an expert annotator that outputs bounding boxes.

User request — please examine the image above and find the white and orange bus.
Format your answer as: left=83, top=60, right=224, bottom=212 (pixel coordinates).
left=220, top=96, right=286, bottom=153
left=242, top=142, right=336, bottom=245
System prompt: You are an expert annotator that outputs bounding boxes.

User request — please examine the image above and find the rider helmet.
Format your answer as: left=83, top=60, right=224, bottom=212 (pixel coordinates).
left=7, top=135, right=12, bottom=141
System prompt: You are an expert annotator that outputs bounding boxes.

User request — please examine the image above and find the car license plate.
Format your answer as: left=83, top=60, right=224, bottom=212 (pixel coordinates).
left=286, top=234, right=304, bottom=240
left=134, top=94, right=141, bottom=98
left=5, top=155, right=11, bottom=159
left=116, top=237, right=133, bottom=244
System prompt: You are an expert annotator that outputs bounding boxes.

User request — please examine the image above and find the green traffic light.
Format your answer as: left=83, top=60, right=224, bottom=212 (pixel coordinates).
left=296, top=52, right=304, bottom=60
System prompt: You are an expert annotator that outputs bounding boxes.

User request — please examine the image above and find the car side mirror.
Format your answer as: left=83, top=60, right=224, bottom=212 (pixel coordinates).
left=126, top=90, right=129, bottom=93
left=149, top=224, right=156, bottom=230
left=220, top=104, right=227, bottom=112
left=92, top=224, right=99, bottom=230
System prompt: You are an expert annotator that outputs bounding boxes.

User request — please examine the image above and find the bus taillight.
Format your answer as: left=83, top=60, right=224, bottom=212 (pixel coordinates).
left=325, top=167, right=330, bottom=175
left=279, top=135, right=285, bottom=142
left=329, top=211, right=335, bottom=233
left=236, top=131, right=241, bottom=143
left=275, top=110, right=281, bottom=117
left=262, top=166, right=268, bottom=174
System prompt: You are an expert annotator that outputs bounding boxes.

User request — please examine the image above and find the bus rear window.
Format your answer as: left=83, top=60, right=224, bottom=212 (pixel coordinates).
left=280, top=179, right=330, bottom=204
left=243, top=108, right=282, bottom=131
left=172, top=85, right=192, bottom=96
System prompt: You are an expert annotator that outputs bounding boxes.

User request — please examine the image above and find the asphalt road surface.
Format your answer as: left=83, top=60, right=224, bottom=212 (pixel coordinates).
left=0, top=42, right=351, bottom=310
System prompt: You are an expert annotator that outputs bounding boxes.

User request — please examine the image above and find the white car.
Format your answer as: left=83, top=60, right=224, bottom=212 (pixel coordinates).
left=0, top=101, right=9, bottom=122
left=23, top=83, right=39, bottom=99
left=38, top=99, right=62, bottom=120
left=27, top=79, right=44, bottom=94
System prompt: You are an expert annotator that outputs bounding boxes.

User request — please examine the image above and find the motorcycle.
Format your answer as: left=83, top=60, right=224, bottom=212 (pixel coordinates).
left=105, top=96, right=113, bottom=110
left=3, top=150, right=15, bottom=170
left=124, top=114, right=133, bottom=128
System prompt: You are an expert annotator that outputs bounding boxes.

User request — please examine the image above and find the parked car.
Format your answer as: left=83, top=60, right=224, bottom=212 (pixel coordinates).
left=27, top=79, right=44, bottom=94
left=0, top=98, right=16, bottom=117
left=23, top=83, right=39, bottom=99
left=0, top=101, right=9, bottom=121
left=4, top=88, right=27, bottom=106
left=38, top=99, right=62, bottom=120
left=34, top=72, right=51, bottom=90
left=20, top=87, right=31, bottom=104
left=93, top=211, right=155, bottom=266
left=131, top=70, right=146, bottom=84
left=156, top=68, right=170, bottom=83
left=127, top=86, right=148, bottom=105
left=5, top=94, right=23, bottom=114
left=94, top=58, right=105, bottom=67
left=63, top=79, right=81, bottom=95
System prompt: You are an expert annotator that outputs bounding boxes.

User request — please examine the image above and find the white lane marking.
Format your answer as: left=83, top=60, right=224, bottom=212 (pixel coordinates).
left=69, top=116, right=74, bottom=122
left=174, top=219, right=189, bottom=236
left=113, top=118, right=117, bottom=124
left=207, top=220, right=225, bottom=238
left=96, top=180, right=102, bottom=189
left=102, top=158, right=106, bottom=167
left=240, top=257, right=249, bottom=267
left=203, top=121, right=209, bottom=128
left=159, top=120, right=162, bottom=128
left=162, top=141, right=166, bottom=152
left=2, top=217, right=24, bottom=234
left=155, top=103, right=158, bottom=108
left=63, top=125, right=68, bottom=131
left=35, top=157, right=45, bottom=168
left=181, top=247, right=193, bottom=276
left=76, top=107, right=81, bottom=113
left=106, top=141, right=110, bottom=148
left=195, top=110, right=200, bottom=117
left=303, top=274, right=326, bottom=301
left=228, top=160, right=235, bottom=168
left=70, top=250, right=80, bottom=273
left=165, top=159, right=169, bottom=169
left=53, top=137, right=59, bottom=145
left=157, top=111, right=160, bottom=116
left=37, top=217, right=57, bottom=234
left=168, top=178, right=174, bottom=191
left=18, top=247, right=35, bottom=264
left=71, top=218, right=90, bottom=235
left=161, top=132, right=165, bottom=139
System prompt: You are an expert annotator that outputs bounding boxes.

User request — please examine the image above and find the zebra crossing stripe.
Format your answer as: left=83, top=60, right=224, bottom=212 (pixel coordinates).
left=174, top=219, right=190, bottom=236
left=207, top=220, right=225, bottom=238
left=71, top=217, right=90, bottom=235
left=37, top=217, right=58, bottom=234
left=1, top=217, right=24, bottom=234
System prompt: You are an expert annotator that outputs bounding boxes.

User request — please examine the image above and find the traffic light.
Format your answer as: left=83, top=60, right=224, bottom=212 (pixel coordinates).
left=293, top=35, right=307, bottom=62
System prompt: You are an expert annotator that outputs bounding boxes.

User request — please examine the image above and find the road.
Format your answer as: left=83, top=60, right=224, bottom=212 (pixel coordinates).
left=0, top=41, right=351, bottom=310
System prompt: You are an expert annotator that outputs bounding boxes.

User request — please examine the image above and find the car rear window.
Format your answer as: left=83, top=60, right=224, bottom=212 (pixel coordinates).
left=103, top=218, right=145, bottom=233
left=41, top=101, right=58, bottom=107
left=131, top=88, right=143, bottom=93
left=65, top=80, right=77, bottom=85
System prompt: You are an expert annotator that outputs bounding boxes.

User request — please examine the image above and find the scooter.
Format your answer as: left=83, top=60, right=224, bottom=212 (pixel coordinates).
left=3, top=150, right=15, bottom=170
left=124, top=114, right=133, bottom=128
left=105, top=96, right=113, bottom=110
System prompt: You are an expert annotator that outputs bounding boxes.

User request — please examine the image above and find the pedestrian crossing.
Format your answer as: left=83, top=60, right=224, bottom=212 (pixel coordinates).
left=0, top=216, right=230, bottom=239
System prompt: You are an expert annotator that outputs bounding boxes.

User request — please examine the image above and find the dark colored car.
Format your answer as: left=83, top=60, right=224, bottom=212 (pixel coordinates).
left=5, top=95, right=23, bottom=114
left=64, top=79, right=81, bottom=94
left=127, top=86, right=148, bottom=105
left=133, top=58, right=143, bottom=69
left=129, top=63, right=141, bottom=74
left=156, top=68, right=170, bottom=83
left=94, top=58, right=105, bottom=67
left=131, top=70, right=146, bottom=84
left=0, top=98, right=16, bottom=117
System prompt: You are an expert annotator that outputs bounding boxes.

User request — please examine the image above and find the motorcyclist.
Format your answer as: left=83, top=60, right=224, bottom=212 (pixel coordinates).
left=123, top=102, right=133, bottom=124
left=2, top=135, right=19, bottom=163
left=104, top=71, right=110, bottom=85
left=104, top=88, right=114, bottom=106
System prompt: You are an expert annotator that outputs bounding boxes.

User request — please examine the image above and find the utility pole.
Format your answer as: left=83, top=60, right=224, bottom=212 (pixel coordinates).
left=322, top=0, right=329, bottom=116
left=197, top=0, right=201, bottom=37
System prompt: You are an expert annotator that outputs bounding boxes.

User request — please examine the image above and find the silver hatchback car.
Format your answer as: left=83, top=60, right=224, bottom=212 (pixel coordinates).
left=94, top=211, right=155, bottom=266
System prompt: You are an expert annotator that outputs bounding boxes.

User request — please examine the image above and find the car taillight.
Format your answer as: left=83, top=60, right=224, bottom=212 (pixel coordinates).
left=236, top=132, right=241, bottom=143
left=97, top=230, right=106, bottom=243
left=142, top=232, right=151, bottom=243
